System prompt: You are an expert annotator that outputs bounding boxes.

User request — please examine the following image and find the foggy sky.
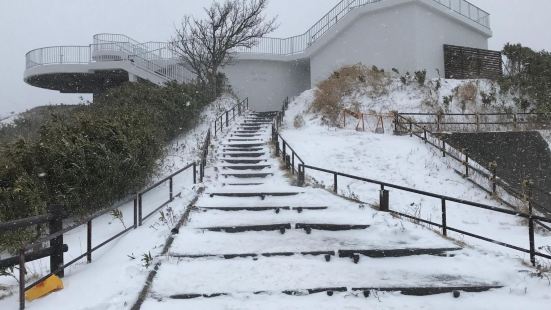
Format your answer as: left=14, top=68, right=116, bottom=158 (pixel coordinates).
left=1, top=0, right=550, bottom=114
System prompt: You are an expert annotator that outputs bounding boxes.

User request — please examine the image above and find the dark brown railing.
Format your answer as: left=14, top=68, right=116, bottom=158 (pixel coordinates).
left=394, top=113, right=551, bottom=218
left=271, top=98, right=551, bottom=272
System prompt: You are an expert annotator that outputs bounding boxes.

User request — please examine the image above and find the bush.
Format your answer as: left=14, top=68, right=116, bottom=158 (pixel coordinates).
left=414, top=70, right=427, bottom=86
left=311, top=64, right=389, bottom=125
left=0, top=81, right=209, bottom=252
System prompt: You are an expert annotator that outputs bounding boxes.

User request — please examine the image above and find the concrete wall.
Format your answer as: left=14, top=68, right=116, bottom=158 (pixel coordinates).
left=223, top=59, right=310, bottom=112
left=414, top=0, right=489, bottom=76
left=308, top=0, right=491, bottom=84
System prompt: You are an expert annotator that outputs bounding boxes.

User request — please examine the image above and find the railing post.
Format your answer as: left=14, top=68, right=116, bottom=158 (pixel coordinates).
left=133, top=195, right=138, bottom=229
left=193, top=162, right=197, bottom=184
left=275, top=137, right=280, bottom=157
left=464, top=149, right=470, bottom=177
left=291, top=153, right=295, bottom=175
left=87, top=220, right=92, bottom=263
left=437, top=113, right=442, bottom=132
left=19, top=249, right=26, bottom=310
left=138, top=193, right=143, bottom=226
left=298, top=164, right=305, bottom=187
left=442, top=140, right=446, bottom=157
left=409, top=120, right=413, bottom=137
left=285, top=155, right=291, bottom=170
left=379, top=187, right=389, bottom=212
left=169, top=177, right=174, bottom=201
left=441, top=199, right=447, bottom=236
left=214, top=119, right=218, bottom=137
left=526, top=181, right=536, bottom=266
left=490, top=161, right=497, bottom=195
left=282, top=143, right=287, bottom=159
left=333, top=173, right=338, bottom=193
left=423, top=127, right=427, bottom=143
left=48, top=204, right=64, bottom=278
left=226, top=111, right=229, bottom=127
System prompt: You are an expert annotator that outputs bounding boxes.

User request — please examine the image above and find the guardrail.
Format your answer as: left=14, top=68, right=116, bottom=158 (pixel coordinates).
left=271, top=97, right=550, bottom=272
left=2, top=162, right=196, bottom=309
left=394, top=113, right=551, bottom=218
left=236, top=0, right=490, bottom=55
left=397, top=112, right=551, bottom=133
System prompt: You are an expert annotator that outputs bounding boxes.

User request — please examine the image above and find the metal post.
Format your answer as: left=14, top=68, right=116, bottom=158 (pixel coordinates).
left=464, top=150, right=469, bottom=177
left=442, top=140, right=446, bottom=157
left=282, top=143, right=287, bottom=159
left=298, top=164, right=305, bottom=187
left=527, top=183, right=536, bottom=266
left=138, top=194, right=143, bottom=226
left=169, top=177, right=174, bottom=201
left=333, top=173, right=338, bottom=193
left=275, top=138, right=280, bottom=157
left=379, top=188, right=389, bottom=212
left=490, top=162, right=497, bottom=195
left=193, top=162, right=197, bottom=184
left=19, top=249, right=25, bottom=310
left=441, top=199, right=447, bottom=236
left=48, top=205, right=64, bottom=277
left=214, top=119, right=218, bottom=137
left=423, top=127, right=427, bottom=143
left=87, top=220, right=92, bottom=263
left=291, top=154, right=295, bottom=175
left=226, top=111, right=229, bottom=127
left=285, top=155, right=291, bottom=169
left=409, top=121, right=413, bottom=137
left=133, top=196, right=138, bottom=229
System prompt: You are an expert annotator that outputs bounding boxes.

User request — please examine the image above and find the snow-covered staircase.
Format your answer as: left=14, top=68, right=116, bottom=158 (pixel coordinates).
left=139, top=112, right=505, bottom=309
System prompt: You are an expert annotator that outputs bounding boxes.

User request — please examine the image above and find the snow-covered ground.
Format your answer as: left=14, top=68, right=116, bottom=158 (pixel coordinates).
left=281, top=91, right=551, bottom=264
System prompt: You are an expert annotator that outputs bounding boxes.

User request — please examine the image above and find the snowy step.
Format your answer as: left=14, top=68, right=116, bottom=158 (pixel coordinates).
left=208, top=192, right=301, bottom=198
left=222, top=143, right=265, bottom=147
left=166, top=285, right=502, bottom=300
left=222, top=152, right=265, bottom=157
left=198, top=223, right=370, bottom=233
left=197, top=206, right=327, bottom=212
left=221, top=173, right=273, bottom=178
left=221, top=159, right=269, bottom=164
left=224, top=183, right=265, bottom=186
left=150, top=256, right=502, bottom=297
left=221, top=165, right=271, bottom=170
left=226, top=138, right=264, bottom=142
left=170, top=229, right=457, bottom=255
left=168, top=248, right=460, bottom=262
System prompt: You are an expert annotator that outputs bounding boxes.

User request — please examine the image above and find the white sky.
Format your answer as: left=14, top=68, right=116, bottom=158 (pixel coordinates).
left=0, top=0, right=550, bottom=114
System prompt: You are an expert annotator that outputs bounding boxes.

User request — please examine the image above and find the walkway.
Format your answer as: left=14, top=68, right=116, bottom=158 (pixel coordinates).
left=138, top=112, right=504, bottom=309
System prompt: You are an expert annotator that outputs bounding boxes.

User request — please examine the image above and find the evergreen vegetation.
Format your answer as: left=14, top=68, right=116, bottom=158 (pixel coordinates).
left=0, top=82, right=208, bottom=251
left=499, top=43, right=551, bottom=113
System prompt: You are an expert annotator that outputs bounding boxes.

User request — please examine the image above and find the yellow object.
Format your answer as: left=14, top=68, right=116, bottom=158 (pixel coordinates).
left=25, top=275, right=64, bottom=301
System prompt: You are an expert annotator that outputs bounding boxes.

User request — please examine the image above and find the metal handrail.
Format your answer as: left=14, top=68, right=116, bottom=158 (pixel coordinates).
left=236, top=0, right=490, bottom=55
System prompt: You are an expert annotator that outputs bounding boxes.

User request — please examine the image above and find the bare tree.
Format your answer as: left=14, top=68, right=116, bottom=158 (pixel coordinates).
left=172, top=0, right=277, bottom=97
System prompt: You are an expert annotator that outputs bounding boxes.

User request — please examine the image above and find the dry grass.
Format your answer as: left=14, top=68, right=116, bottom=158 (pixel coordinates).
left=311, top=64, right=390, bottom=125
left=293, top=113, right=305, bottom=128
left=456, top=81, right=478, bottom=106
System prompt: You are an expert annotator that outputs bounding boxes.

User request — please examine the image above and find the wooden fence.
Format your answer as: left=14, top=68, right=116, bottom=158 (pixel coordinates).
left=444, top=44, right=503, bottom=80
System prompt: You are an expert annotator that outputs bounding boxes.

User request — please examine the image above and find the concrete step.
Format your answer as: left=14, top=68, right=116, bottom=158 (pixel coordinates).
left=221, top=165, right=272, bottom=170
left=221, top=173, right=273, bottom=178
left=199, top=223, right=370, bottom=233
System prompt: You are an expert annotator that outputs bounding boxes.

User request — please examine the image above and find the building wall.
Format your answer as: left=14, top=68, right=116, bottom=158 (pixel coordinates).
left=223, top=59, right=310, bottom=112
left=309, top=1, right=418, bottom=85
left=413, top=0, right=489, bottom=76
left=308, top=0, right=491, bottom=84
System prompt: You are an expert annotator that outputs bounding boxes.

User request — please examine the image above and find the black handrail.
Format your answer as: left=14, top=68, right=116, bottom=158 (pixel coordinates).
left=271, top=97, right=551, bottom=271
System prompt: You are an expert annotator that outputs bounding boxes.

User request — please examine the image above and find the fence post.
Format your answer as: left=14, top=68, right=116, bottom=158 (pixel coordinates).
left=285, top=155, right=291, bottom=170
left=291, top=154, right=295, bottom=175
left=464, top=149, right=470, bottom=177
left=48, top=204, right=64, bottom=278
left=282, top=143, right=287, bottom=159
left=379, top=187, right=389, bottom=212
left=138, top=193, right=143, bottom=226
left=133, top=195, right=138, bottom=229
left=526, top=181, right=536, bottom=266
left=409, top=120, right=413, bottom=137
left=393, top=113, right=399, bottom=133
left=513, top=114, right=518, bottom=130
left=193, top=162, right=197, bottom=184
left=442, top=140, right=446, bottom=157
left=86, top=220, right=92, bottom=263
left=423, top=127, right=427, bottom=143
left=298, top=164, right=305, bottom=187
left=19, top=249, right=26, bottom=310
left=275, top=137, right=280, bottom=157
left=169, top=177, right=174, bottom=201
left=490, top=161, right=497, bottom=195
left=441, top=199, right=447, bottom=236
left=226, top=111, right=229, bottom=127
left=333, top=173, right=338, bottom=193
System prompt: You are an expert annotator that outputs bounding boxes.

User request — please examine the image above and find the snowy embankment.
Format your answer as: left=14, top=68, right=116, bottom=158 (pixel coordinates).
left=0, top=96, right=238, bottom=309
left=281, top=89, right=551, bottom=266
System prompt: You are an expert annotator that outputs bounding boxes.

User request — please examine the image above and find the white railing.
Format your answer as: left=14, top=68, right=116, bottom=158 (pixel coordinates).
left=236, top=0, right=490, bottom=55
left=26, top=46, right=91, bottom=69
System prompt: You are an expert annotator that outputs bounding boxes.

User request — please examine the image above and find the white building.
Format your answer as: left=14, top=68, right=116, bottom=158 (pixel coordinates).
left=24, top=0, right=492, bottom=111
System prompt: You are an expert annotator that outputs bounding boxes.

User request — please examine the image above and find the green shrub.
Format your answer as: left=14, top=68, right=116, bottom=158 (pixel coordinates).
left=0, top=81, right=209, bottom=252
